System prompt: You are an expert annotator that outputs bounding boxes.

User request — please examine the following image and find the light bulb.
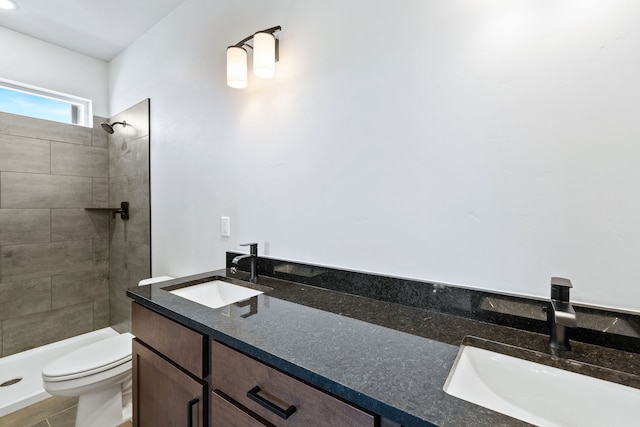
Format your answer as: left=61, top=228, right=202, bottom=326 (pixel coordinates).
left=226, top=46, right=248, bottom=89
left=253, top=32, right=276, bottom=78
left=0, top=0, right=17, bottom=10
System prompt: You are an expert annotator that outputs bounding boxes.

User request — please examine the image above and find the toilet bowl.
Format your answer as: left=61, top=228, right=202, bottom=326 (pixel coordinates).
left=41, top=276, right=174, bottom=427
left=43, top=333, right=134, bottom=427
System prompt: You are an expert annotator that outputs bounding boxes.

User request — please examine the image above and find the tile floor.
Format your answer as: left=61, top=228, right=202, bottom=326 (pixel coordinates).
left=0, top=396, right=132, bottom=427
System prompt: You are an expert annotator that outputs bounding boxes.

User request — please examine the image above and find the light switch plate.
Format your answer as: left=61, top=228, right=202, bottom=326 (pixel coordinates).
left=221, top=216, right=230, bottom=237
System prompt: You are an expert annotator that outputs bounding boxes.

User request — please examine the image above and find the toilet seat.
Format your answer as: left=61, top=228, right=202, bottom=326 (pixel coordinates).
left=40, top=277, right=173, bottom=427
left=43, top=333, right=134, bottom=382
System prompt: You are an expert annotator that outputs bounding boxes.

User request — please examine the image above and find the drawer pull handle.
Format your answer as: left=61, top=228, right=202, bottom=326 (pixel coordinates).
left=187, top=397, right=199, bottom=426
left=247, top=386, right=297, bottom=419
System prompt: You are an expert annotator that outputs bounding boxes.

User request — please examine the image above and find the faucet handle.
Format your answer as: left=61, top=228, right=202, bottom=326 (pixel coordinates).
left=240, top=243, right=258, bottom=255
left=551, top=277, right=572, bottom=288
left=551, top=300, right=578, bottom=327
left=551, top=277, right=572, bottom=302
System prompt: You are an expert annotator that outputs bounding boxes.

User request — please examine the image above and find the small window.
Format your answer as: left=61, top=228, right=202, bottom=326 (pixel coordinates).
left=0, top=78, right=92, bottom=127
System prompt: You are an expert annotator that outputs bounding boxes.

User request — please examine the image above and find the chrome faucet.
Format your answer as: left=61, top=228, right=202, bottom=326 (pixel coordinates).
left=548, top=277, right=577, bottom=351
left=231, top=243, right=258, bottom=282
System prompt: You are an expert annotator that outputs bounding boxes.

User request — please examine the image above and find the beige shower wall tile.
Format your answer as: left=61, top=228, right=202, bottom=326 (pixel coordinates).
left=2, top=302, right=93, bottom=355
left=51, top=209, right=108, bottom=242
left=92, top=177, right=109, bottom=208
left=0, top=209, right=50, bottom=245
left=108, top=99, right=149, bottom=143
left=1, top=240, right=93, bottom=282
left=109, top=135, right=149, bottom=178
left=51, top=268, right=108, bottom=309
left=0, top=111, right=91, bottom=145
left=92, top=115, right=109, bottom=148
left=93, top=238, right=109, bottom=263
left=1, top=172, right=92, bottom=208
left=125, top=98, right=150, bottom=141
left=109, top=111, right=126, bottom=134
left=0, top=277, right=52, bottom=320
left=110, top=239, right=150, bottom=333
left=51, top=141, right=108, bottom=177
left=109, top=174, right=150, bottom=245
left=93, top=296, right=110, bottom=329
left=0, top=134, right=50, bottom=173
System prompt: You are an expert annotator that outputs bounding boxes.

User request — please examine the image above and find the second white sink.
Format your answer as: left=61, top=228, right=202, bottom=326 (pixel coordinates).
left=443, top=345, right=640, bottom=427
left=169, top=280, right=263, bottom=309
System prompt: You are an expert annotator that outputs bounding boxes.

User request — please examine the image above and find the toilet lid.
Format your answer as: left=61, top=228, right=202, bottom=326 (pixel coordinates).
left=43, top=333, right=134, bottom=381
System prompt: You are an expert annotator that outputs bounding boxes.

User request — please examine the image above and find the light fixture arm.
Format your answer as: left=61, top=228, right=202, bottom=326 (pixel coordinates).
left=231, top=26, right=282, bottom=49
left=233, top=36, right=254, bottom=50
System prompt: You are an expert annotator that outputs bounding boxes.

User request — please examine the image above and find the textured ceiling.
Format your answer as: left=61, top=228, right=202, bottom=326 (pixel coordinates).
left=0, top=0, right=187, bottom=61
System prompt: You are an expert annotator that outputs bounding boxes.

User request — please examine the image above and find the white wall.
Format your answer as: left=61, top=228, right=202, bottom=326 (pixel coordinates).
left=0, top=26, right=108, bottom=117
left=110, top=0, right=640, bottom=312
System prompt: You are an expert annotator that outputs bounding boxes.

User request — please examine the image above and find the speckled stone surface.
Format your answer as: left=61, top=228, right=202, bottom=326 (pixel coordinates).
left=128, top=261, right=640, bottom=427
left=227, top=253, right=640, bottom=353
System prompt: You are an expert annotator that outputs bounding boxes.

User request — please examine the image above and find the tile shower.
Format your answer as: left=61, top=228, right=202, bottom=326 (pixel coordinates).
left=0, top=99, right=150, bottom=357
left=108, top=99, right=151, bottom=333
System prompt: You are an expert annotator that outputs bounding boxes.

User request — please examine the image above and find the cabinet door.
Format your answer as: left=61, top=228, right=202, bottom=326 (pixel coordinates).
left=133, top=339, right=206, bottom=427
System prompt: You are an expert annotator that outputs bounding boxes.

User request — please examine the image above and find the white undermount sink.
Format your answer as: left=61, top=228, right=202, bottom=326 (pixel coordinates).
left=169, top=280, right=263, bottom=309
left=443, top=345, right=640, bottom=427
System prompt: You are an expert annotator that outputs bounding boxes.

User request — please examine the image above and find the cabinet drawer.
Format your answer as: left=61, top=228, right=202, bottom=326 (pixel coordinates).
left=211, top=391, right=272, bottom=427
left=211, top=341, right=376, bottom=427
left=132, top=302, right=205, bottom=378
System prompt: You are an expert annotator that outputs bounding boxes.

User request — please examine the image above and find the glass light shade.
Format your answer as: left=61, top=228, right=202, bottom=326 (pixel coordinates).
left=253, top=32, right=276, bottom=78
left=0, top=0, right=17, bottom=10
left=227, top=46, right=248, bottom=89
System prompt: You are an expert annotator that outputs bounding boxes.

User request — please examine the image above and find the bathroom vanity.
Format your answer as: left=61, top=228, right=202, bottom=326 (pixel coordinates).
left=131, top=300, right=381, bottom=427
left=127, top=255, right=640, bottom=427
left=131, top=303, right=207, bottom=426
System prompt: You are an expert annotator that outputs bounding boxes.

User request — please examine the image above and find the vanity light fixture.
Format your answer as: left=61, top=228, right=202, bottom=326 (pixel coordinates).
left=0, top=0, right=18, bottom=10
left=227, top=26, right=281, bottom=89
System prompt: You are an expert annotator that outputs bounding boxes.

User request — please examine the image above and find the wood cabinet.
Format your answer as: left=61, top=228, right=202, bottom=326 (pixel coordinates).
left=131, top=302, right=208, bottom=427
left=131, top=302, right=206, bottom=377
left=131, top=302, right=402, bottom=427
left=211, top=391, right=273, bottom=427
left=210, top=340, right=376, bottom=427
left=132, top=339, right=206, bottom=426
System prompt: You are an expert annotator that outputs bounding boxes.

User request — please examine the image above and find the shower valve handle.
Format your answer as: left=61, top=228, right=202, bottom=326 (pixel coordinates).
left=112, top=201, right=129, bottom=220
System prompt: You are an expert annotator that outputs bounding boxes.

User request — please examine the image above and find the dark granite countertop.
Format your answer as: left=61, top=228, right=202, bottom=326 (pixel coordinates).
left=127, top=267, right=640, bottom=427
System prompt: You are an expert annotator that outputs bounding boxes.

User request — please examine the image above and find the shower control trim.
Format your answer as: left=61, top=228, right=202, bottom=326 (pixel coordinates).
left=112, top=202, right=130, bottom=220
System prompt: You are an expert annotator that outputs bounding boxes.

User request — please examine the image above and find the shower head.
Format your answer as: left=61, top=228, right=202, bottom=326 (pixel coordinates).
left=100, top=121, right=127, bottom=134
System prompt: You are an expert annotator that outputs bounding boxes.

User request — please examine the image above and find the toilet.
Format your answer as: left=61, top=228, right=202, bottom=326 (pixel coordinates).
left=42, top=276, right=174, bottom=427
left=42, top=333, right=135, bottom=427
